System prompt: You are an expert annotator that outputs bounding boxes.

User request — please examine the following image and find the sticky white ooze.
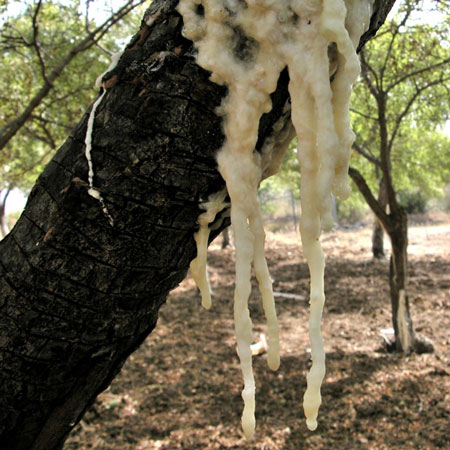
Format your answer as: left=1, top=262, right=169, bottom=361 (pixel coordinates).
left=179, top=0, right=372, bottom=438
left=84, top=51, right=124, bottom=225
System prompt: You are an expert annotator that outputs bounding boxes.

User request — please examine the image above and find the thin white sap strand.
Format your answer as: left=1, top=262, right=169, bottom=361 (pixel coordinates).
left=178, top=0, right=372, bottom=436
left=84, top=90, right=114, bottom=226
left=179, top=0, right=283, bottom=440
left=320, top=0, right=365, bottom=200
left=85, top=91, right=106, bottom=196
left=190, top=190, right=229, bottom=309
left=288, top=67, right=328, bottom=431
left=217, top=145, right=279, bottom=441
left=95, top=51, right=123, bottom=88
left=85, top=50, right=126, bottom=226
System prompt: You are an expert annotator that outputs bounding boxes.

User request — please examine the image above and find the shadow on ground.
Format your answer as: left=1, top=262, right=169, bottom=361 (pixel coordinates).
left=66, top=224, right=450, bottom=449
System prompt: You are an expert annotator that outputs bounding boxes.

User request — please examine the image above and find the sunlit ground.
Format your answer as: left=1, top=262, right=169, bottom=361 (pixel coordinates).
left=66, top=212, right=449, bottom=449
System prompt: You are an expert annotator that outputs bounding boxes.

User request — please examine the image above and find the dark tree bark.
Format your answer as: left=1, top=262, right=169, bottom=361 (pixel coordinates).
left=0, top=1, right=395, bottom=448
left=221, top=228, right=231, bottom=249
left=372, top=176, right=387, bottom=259
left=372, top=218, right=385, bottom=257
left=387, top=208, right=414, bottom=352
left=349, top=167, right=433, bottom=354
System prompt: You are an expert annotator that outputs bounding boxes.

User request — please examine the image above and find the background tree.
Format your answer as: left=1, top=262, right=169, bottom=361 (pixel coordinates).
left=0, top=0, right=147, bottom=232
left=348, top=0, right=450, bottom=353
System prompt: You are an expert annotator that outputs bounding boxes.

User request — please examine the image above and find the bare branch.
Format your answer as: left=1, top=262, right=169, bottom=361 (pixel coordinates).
left=350, top=107, right=378, bottom=121
left=30, top=0, right=50, bottom=85
left=30, top=115, right=73, bottom=131
left=23, top=124, right=55, bottom=149
left=360, top=49, right=380, bottom=98
left=388, top=75, right=450, bottom=152
left=0, top=0, right=146, bottom=152
left=352, top=142, right=381, bottom=167
left=379, top=6, right=412, bottom=83
left=85, top=0, right=113, bottom=56
left=386, top=57, right=450, bottom=93
left=79, top=0, right=146, bottom=52
left=85, top=0, right=92, bottom=34
left=349, top=166, right=391, bottom=229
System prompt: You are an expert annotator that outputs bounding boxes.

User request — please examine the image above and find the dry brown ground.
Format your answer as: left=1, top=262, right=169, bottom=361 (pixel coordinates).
left=66, top=213, right=450, bottom=450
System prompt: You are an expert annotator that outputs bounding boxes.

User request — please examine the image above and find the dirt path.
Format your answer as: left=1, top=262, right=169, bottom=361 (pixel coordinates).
left=66, top=218, right=450, bottom=449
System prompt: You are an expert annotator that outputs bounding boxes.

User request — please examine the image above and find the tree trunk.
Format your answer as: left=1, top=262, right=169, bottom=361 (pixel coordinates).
left=387, top=208, right=415, bottom=353
left=385, top=207, right=433, bottom=354
left=372, top=218, right=385, bottom=257
left=349, top=170, right=433, bottom=354
left=372, top=176, right=387, bottom=258
left=221, top=228, right=231, bottom=249
left=0, top=1, right=395, bottom=448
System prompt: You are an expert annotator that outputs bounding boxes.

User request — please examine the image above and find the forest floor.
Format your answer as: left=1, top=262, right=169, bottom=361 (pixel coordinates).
left=66, top=212, right=450, bottom=450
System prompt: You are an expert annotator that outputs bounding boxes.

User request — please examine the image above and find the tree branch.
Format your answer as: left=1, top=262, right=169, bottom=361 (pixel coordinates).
left=388, top=75, right=450, bottom=152
left=30, top=0, right=50, bottom=85
left=349, top=166, right=391, bottom=228
left=360, top=49, right=380, bottom=98
left=379, top=6, right=412, bottom=83
left=85, top=0, right=114, bottom=56
left=352, top=142, right=381, bottom=167
left=349, top=107, right=378, bottom=121
left=0, top=0, right=145, bottom=152
left=386, top=57, right=450, bottom=93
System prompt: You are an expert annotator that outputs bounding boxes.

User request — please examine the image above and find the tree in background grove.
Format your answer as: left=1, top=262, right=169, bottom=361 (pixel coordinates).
left=260, top=0, right=449, bottom=354
left=348, top=0, right=450, bottom=353
left=0, top=0, right=147, bottom=235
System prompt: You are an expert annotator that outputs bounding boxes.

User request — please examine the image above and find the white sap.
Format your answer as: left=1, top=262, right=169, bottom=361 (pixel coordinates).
left=84, top=51, right=125, bottom=225
left=178, top=0, right=372, bottom=438
left=190, top=190, right=229, bottom=309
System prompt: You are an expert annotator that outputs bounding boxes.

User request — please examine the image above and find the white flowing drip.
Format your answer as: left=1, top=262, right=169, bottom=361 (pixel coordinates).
left=179, top=0, right=373, bottom=437
left=84, top=50, right=124, bottom=225
left=190, top=189, right=229, bottom=309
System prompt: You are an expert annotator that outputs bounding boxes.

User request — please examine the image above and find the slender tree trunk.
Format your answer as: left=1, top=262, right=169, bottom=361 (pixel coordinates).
left=372, top=218, right=384, bottom=257
left=221, top=228, right=231, bottom=249
left=0, top=1, right=395, bottom=448
left=387, top=208, right=415, bottom=352
left=386, top=208, right=433, bottom=354
left=348, top=167, right=433, bottom=354
left=372, top=176, right=387, bottom=258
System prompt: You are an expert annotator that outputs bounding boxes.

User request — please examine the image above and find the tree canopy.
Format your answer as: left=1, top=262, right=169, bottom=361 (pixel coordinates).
left=261, top=1, right=450, bottom=219
left=0, top=0, right=147, bottom=194
left=350, top=0, right=450, bottom=209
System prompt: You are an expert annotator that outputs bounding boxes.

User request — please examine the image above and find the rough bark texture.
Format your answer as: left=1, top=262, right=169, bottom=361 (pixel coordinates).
left=386, top=208, right=433, bottom=354
left=221, top=227, right=231, bottom=249
left=372, top=177, right=387, bottom=259
left=372, top=219, right=385, bottom=258
left=387, top=208, right=414, bottom=352
left=0, top=1, right=395, bottom=448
